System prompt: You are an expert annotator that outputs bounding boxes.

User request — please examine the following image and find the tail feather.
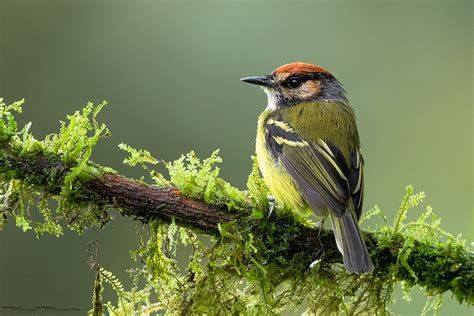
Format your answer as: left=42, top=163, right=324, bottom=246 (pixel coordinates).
left=330, top=209, right=374, bottom=274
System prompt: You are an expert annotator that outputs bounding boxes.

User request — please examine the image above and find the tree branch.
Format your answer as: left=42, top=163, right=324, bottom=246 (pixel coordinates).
left=0, top=143, right=472, bottom=305
left=0, top=144, right=231, bottom=233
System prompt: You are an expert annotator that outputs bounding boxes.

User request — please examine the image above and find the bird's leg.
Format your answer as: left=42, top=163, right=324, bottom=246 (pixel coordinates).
left=267, top=195, right=276, bottom=218
left=309, top=219, right=326, bottom=268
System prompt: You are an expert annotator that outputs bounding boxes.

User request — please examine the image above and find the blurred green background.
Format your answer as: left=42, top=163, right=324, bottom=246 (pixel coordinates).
left=0, top=0, right=472, bottom=314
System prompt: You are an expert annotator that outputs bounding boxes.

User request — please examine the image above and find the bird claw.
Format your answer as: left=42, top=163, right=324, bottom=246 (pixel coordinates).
left=267, top=195, right=276, bottom=218
left=309, top=259, right=321, bottom=269
left=315, top=219, right=325, bottom=228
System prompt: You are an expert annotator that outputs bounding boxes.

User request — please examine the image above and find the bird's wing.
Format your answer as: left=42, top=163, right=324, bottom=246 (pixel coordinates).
left=265, top=118, right=362, bottom=217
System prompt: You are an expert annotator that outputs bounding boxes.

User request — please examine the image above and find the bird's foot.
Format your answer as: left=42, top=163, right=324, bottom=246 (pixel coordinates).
left=309, top=250, right=324, bottom=269
left=267, top=195, right=276, bottom=218
left=307, top=218, right=325, bottom=229
left=309, top=259, right=321, bottom=269
left=315, top=218, right=325, bottom=228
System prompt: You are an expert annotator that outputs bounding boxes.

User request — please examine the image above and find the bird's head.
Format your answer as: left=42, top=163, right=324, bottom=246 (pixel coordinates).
left=241, top=62, right=348, bottom=110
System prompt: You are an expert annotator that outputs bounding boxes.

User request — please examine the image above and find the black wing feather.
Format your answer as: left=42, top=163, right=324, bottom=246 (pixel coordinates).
left=348, top=150, right=364, bottom=219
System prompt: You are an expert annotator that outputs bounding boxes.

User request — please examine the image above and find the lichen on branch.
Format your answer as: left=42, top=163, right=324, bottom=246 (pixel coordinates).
left=0, top=98, right=472, bottom=315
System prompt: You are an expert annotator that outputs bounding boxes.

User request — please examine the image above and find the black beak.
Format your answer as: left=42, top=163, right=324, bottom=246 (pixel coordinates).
left=240, top=75, right=272, bottom=87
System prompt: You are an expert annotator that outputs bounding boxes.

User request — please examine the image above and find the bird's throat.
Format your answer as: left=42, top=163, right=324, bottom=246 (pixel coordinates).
left=263, top=87, right=279, bottom=111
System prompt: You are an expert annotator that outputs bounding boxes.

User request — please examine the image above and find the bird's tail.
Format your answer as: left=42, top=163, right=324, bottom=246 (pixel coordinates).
left=330, top=204, right=374, bottom=274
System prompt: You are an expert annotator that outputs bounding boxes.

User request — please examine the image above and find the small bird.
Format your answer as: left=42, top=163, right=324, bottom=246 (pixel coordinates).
left=241, top=62, right=374, bottom=274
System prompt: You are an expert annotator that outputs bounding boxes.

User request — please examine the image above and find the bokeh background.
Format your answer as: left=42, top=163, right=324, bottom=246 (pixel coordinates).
left=0, top=0, right=472, bottom=315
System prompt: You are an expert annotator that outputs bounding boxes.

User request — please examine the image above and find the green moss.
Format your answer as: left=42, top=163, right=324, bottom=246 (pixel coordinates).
left=0, top=98, right=472, bottom=314
left=0, top=98, right=111, bottom=235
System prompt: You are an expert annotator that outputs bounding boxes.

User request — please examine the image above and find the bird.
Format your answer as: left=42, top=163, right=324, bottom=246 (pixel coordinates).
left=241, top=62, right=374, bottom=274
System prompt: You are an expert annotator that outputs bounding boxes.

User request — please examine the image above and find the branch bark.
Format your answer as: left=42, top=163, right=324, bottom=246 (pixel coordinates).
left=0, top=144, right=472, bottom=305
left=87, top=173, right=233, bottom=232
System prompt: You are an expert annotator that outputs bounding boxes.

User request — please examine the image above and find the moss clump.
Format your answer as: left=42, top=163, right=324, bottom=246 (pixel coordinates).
left=0, top=98, right=111, bottom=235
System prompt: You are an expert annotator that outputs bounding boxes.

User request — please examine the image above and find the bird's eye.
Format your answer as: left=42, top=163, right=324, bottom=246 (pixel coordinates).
left=287, top=76, right=303, bottom=89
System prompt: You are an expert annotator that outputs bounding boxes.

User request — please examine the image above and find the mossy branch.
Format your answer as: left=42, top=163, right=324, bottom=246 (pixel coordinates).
left=0, top=144, right=232, bottom=232
left=0, top=98, right=472, bottom=314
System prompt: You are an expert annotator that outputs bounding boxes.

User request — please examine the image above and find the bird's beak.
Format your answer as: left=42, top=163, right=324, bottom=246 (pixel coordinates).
left=240, top=75, right=272, bottom=87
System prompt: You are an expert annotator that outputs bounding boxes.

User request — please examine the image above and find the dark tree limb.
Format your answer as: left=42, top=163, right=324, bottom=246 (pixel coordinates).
left=87, top=173, right=233, bottom=232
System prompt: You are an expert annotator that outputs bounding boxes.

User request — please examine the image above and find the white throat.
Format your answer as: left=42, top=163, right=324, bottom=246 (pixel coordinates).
left=262, top=87, right=278, bottom=111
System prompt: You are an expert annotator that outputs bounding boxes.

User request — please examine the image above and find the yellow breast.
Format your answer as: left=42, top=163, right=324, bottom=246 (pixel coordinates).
left=255, top=110, right=310, bottom=216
